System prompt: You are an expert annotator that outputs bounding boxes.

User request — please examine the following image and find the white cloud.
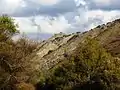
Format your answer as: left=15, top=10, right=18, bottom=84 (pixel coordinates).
left=93, top=0, right=111, bottom=5
left=86, top=10, right=120, bottom=29
left=74, top=0, right=87, bottom=6
left=65, top=9, right=120, bottom=33
left=29, top=0, right=60, bottom=6
left=14, top=17, right=38, bottom=33
left=14, top=9, right=120, bottom=34
left=14, top=15, right=71, bottom=34
left=0, top=0, right=25, bottom=14
left=2, top=0, right=119, bottom=36
left=87, top=10, right=120, bottom=22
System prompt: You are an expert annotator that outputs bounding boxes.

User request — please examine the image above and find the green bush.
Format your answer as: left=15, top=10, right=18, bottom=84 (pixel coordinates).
left=0, top=15, right=18, bottom=42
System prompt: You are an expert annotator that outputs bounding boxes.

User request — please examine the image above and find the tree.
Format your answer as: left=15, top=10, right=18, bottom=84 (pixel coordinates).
left=0, top=15, right=18, bottom=42
left=0, top=15, right=38, bottom=90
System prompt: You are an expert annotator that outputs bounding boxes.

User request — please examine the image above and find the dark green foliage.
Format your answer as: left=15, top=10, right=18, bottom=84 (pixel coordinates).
left=36, top=38, right=120, bottom=90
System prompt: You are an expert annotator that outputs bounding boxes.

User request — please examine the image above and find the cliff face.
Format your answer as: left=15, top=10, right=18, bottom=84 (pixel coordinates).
left=28, top=19, right=120, bottom=79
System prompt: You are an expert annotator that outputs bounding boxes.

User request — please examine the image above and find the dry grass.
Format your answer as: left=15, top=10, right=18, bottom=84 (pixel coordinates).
left=0, top=37, right=39, bottom=89
left=14, top=82, right=35, bottom=90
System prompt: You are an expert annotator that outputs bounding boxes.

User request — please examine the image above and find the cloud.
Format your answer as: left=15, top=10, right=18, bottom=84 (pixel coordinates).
left=0, top=0, right=25, bottom=15
left=1, top=0, right=120, bottom=17
left=35, top=16, right=71, bottom=34
left=10, top=0, right=77, bottom=17
left=69, top=10, right=120, bottom=32
left=1, top=0, right=120, bottom=40
left=14, top=15, right=71, bottom=34
left=75, top=0, right=87, bottom=6
left=29, top=0, right=60, bottom=6
left=14, top=9, right=120, bottom=35
left=14, top=17, right=38, bottom=33
left=87, top=0, right=120, bottom=10
left=0, top=0, right=77, bottom=17
left=2, top=0, right=120, bottom=17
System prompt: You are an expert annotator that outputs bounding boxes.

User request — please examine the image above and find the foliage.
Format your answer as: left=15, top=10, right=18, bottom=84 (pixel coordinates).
left=0, top=15, right=18, bottom=42
left=0, top=15, right=38, bottom=89
left=1, top=15, right=120, bottom=90
left=36, top=38, right=120, bottom=90
left=0, top=38, right=38, bottom=89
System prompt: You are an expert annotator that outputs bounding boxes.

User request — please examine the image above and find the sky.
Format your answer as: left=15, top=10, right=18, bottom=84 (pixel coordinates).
left=1, top=0, right=120, bottom=39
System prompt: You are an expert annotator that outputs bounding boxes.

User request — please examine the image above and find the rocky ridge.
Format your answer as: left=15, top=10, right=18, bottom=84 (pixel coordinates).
left=28, top=18, right=120, bottom=76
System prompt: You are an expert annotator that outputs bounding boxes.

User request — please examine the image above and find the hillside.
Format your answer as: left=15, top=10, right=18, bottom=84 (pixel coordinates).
left=29, top=19, right=120, bottom=72
left=1, top=15, right=120, bottom=90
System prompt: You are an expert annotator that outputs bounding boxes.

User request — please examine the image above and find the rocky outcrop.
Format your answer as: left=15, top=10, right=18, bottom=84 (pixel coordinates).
left=30, top=32, right=82, bottom=72
left=27, top=18, right=120, bottom=83
left=30, top=18, right=120, bottom=72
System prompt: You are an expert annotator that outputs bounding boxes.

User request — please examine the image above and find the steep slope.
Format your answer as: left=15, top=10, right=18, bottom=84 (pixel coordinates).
left=27, top=19, right=120, bottom=82
left=30, top=32, right=82, bottom=72
left=90, top=19, right=120, bottom=57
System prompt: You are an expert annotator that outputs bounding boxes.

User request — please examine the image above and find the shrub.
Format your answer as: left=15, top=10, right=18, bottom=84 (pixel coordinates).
left=0, top=15, right=38, bottom=89
left=36, top=38, right=120, bottom=90
left=0, top=15, right=18, bottom=42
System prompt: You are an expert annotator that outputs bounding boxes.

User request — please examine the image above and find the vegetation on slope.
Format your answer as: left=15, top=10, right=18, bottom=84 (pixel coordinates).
left=1, top=15, right=120, bottom=90
left=36, top=38, right=120, bottom=90
left=0, top=15, right=37, bottom=90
